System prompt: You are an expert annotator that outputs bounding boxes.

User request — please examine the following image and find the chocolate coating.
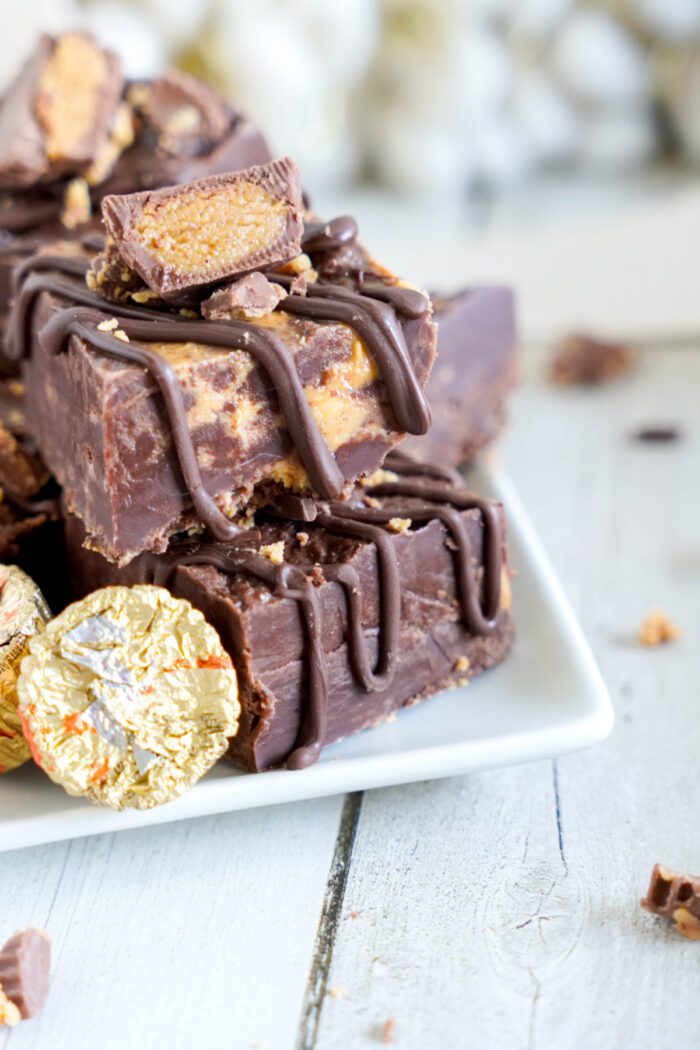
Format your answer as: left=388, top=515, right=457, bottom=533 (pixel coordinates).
left=0, top=928, right=51, bottom=1020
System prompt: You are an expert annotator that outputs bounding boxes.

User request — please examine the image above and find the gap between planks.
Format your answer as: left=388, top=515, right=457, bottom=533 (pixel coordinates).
left=296, top=792, right=364, bottom=1050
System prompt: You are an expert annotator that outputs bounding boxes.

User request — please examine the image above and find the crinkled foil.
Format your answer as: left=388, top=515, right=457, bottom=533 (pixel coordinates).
left=17, top=585, right=239, bottom=810
left=0, top=565, right=50, bottom=774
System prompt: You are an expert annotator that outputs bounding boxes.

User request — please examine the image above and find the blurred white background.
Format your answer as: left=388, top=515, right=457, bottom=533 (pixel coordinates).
left=4, top=0, right=700, bottom=343
left=3, top=0, right=700, bottom=196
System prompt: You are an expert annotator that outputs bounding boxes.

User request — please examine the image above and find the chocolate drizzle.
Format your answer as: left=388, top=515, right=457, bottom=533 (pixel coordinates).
left=126, top=454, right=504, bottom=769
left=5, top=228, right=432, bottom=539
left=279, top=286, right=430, bottom=434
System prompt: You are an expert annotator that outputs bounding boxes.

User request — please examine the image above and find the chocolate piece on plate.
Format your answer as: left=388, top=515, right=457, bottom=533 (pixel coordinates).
left=10, top=203, right=435, bottom=564
left=0, top=928, right=51, bottom=1020
left=0, top=32, right=124, bottom=188
left=402, top=286, right=518, bottom=466
left=99, top=157, right=303, bottom=301
left=641, top=864, right=700, bottom=940
left=65, top=454, right=514, bottom=772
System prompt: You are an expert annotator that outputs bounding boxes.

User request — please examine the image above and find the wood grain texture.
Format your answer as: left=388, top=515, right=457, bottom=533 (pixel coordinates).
left=0, top=797, right=345, bottom=1050
left=312, top=345, right=700, bottom=1049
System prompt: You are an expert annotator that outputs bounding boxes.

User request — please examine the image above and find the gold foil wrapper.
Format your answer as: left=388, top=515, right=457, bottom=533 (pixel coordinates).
left=0, top=565, right=51, bottom=774
left=18, top=585, right=239, bottom=810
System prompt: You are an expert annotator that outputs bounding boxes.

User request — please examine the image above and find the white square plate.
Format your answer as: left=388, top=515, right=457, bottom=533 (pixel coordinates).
left=0, top=465, right=613, bottom=853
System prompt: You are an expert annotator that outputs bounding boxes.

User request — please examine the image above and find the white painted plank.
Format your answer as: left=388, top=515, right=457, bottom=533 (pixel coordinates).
left=0, top=796, right=344, bottom=1050
left=313, top=345, right=700, bottom=1050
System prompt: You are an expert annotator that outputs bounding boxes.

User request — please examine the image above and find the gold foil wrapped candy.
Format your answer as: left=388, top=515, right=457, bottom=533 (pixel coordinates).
left=17, top=585, right=239, bottom=809
left=0, top=565, right=51, bottom=774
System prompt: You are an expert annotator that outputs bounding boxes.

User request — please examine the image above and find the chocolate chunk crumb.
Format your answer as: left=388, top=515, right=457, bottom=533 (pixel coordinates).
left=381, top=1018, right=395, bottom=1044
left=638, top=609, right=680, bottom=647
left=641, top=864, right=700, bottom=940
left=87, top=241, right=152, bottom=305
left=550, top=334, right=634, bottom=386
left=632, top=425, right=682, bottom=443
left=202, top=272, right=286, bottom=321
left=290, top=271, right=309, bottom=296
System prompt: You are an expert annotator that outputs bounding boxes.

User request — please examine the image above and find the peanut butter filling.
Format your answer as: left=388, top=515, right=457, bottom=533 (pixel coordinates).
left=134, top=182, right=289, bottom=278
left=148, top=325, right=380, bottom=494
left=36, top=33, right=109, bottom=162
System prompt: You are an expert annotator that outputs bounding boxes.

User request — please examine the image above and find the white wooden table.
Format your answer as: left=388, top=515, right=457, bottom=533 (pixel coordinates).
left=2, top=177, right=700, bottom=1050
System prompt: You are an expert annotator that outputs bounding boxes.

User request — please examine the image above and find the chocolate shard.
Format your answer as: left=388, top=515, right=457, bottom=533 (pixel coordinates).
left=0, top=928, right=51, bottom=1019
left=65, top=454, right=514, bottom=771
left=0, top=32, right=124, bottom=188
left=641, top=864, right=700, bottom=939
left=100, top=157, right=304, bottom=302
left=202, top=272, right=287, bottom=320
left=132, top=69, right=233, bottom=158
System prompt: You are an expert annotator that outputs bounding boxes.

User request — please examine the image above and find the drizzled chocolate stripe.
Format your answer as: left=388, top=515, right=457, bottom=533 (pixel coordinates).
left=317, top=514, right=401, bottom=691
left=141, top=537, right=328, bottom=770
left=384, top=450, right=463, bottom=487
left=301, top=215, right=358, bottom=253
left=279, top=286, right=431, bottom=435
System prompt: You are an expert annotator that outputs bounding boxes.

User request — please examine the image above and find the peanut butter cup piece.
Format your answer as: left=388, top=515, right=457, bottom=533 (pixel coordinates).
left=0, top=928, right=51, bottom=1020
left=100, top=156, right=303, bottom=302
left=0, top=32, right=124, bottom=188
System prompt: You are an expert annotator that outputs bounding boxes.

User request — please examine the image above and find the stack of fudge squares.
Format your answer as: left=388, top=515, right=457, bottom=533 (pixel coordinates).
left=0, top=32, right=517, bottom=774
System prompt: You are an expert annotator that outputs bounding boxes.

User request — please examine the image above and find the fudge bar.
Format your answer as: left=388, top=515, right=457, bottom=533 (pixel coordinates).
left=9, top=198, right=436, bottom=564
left=402, top=286, right=518, bottom=466
left=65, top=455, right=515, bottom=771
left=0, top=34, right=270, bottom=340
